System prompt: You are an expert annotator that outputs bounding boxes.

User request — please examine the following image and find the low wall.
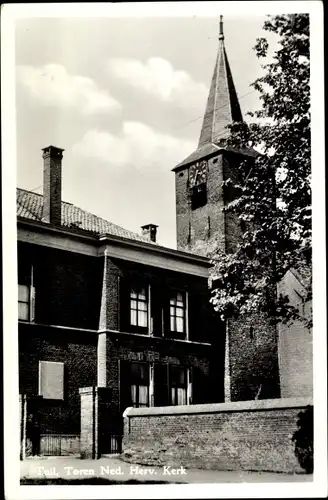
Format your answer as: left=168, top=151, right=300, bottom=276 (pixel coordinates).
left=122, top=398, right=312, bottom=473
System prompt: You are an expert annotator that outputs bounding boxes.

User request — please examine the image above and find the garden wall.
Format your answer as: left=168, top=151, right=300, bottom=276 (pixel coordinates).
left=122, top=398, right=312, bottom=473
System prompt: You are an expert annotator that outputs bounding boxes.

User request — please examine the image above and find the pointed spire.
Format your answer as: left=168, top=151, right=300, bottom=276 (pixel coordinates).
left=197, top=16, right=243, bottom=148
left=219, top=14, right=224, bottom=41
left=173, top=16, right=247, bottom=171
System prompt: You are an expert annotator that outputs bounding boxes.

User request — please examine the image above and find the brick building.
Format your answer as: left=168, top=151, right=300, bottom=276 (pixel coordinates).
left=18, top=145, right=224, bottom=455
left=18, top=16, right=312, bottom=458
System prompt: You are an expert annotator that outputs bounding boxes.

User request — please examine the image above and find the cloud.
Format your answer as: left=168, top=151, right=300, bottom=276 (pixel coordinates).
left=72, top=122, right=194, bottom=170
left=107, top=57, right=208, bottom=109
left=17, top=63, right=121, bottom=115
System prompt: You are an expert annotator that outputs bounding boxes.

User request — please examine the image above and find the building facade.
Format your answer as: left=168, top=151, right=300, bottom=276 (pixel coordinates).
left=18, top=17, right=312, bottom=458
left=18, top=146, right=224, bottom=455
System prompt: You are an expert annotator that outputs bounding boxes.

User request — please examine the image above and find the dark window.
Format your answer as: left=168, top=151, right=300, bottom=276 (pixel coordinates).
left=120, top=361, right=149, bottom=410
left=130, top=362, right=149, bottom=407
left=170, top=365, right=187, bottom=406
left=130, top=285, right=148, bottom=329
left=153, top=363, right=188, bottom=407
left=191, top=183, right=207, bottom=210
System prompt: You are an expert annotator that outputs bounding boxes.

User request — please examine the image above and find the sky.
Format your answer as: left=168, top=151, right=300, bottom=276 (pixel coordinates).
left=15, top=9, right=279, bottom=249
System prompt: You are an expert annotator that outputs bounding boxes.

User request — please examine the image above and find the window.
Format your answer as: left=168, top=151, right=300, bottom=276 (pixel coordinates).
left=130, top=285, right=148, bottom=328
left=39, top=361, right=64, bottom=400
left=170, top=291, right=186, bottom=334
left=18, top=284, right=35, bottom=321
left=191, top=183, right=207, bottom=210
left=153, top=363, right=190, bottom=407
left=128, top=362, right=149, bottom=408
left=170, top=365, right=187, bottom=406
left=18, top=262, right=35, bottom=322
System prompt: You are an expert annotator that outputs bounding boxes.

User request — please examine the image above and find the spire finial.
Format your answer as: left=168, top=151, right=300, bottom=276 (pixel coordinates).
left=219, top=15, right=224, bottom=41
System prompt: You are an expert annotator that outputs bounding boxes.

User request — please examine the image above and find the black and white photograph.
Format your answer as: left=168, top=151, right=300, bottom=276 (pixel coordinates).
left=2, top=1, right=326, bottom=498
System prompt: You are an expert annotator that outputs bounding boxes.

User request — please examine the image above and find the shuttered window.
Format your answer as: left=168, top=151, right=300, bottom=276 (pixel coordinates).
left=39, top=361, right=64, bottom=400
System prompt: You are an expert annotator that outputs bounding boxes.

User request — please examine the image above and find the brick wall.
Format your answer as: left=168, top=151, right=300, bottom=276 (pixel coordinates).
left=19, top=323, right=97, bottom=434
left=103, top=330, right=223, bottom=429
left=228, top=315, right=280, bottom=401
left=175, top=150, right=280, bottom=402
left=18, top=242, right=103, bottom=330
left=176, top=153, right=226, bottom=251
left=42, top=147, right=62, bottom=225
left=122, top=398, right=312, bottom=473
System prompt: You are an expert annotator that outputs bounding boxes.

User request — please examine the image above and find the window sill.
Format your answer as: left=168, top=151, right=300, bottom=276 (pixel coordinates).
left=17, top=321, right=211, bottom=346
left=107, top=329, right=211, bottom=346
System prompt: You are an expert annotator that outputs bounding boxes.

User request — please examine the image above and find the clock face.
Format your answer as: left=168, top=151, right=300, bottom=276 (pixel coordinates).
left=189, top=160, right=208, bottom=187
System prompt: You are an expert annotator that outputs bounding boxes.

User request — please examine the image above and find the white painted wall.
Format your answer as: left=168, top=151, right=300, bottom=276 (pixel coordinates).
left=277, top=270, right=313, bottom=398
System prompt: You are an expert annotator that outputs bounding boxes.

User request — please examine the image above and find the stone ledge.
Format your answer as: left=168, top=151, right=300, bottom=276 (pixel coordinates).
left=123, top=397, right=312, bottom=418
left=79, top=386, right=112, bottom=395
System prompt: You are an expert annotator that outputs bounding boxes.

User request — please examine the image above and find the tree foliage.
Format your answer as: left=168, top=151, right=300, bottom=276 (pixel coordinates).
left=210, top=14, right=311, bottom=327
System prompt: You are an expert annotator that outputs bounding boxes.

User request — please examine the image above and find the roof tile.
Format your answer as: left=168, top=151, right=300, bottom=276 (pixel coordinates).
left=17, top=188, right=156, bottom=244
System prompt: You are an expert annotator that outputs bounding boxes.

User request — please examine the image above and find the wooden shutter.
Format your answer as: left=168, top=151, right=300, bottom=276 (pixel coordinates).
left=162, top=287, right=171, bottom=338
left=188, top=291, right=200, bottom=342
left=119, top=275, right=131, bottom=332
left=189, top=290, right=211, bottom=343
left=154, top=363, right=169, bottom=406
left=151, top=282, right=164, bottom=337
left=119, top=360, right=132, bottom=413
left=39, top=361, right=64, bottom=400
left=30, top=286, right=36, bottom=322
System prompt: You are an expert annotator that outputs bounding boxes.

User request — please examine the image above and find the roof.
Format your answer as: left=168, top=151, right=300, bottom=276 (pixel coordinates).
left=173, top=20, right=255, bottom=171
left=172, top=144, right=258, bottom=171
left=16, top=188, right=156, bottom=244
left=197, top=37, right=242, bottom=148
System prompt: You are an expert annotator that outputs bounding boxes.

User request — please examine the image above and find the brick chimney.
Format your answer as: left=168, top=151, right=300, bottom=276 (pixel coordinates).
left=141, top=224, right=158, bottom=243
left=42, top=145, right=64, bottom=225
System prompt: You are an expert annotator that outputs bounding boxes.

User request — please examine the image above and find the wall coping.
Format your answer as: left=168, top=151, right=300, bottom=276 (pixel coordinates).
left=79, top=386, right=112, bottom=395
left=123, top=397, right=313, bottom=418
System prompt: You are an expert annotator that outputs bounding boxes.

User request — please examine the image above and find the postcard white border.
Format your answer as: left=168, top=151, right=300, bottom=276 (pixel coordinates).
left=2, top=1, right=326, bottom=499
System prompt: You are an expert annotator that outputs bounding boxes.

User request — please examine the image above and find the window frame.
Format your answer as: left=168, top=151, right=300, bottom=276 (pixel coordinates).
left=129, top=283, right=149, bottom=332
left=169, top=365, right=188, bottom=406
left=18, top=263, right=35, bottom=322
left=18, top=284, right=30, bottom=321
left=168, top=289, right=188, bottom=339
left=129, top=361, right=150, bottom=408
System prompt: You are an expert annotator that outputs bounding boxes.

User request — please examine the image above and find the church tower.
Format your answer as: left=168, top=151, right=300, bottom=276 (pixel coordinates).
left=174, top=16, right=256, bottom=254
left=174, top=17, right=280, bottom=402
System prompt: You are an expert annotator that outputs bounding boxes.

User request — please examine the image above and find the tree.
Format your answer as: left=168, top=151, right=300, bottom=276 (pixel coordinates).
left=209, top=14, right=311, bottom=328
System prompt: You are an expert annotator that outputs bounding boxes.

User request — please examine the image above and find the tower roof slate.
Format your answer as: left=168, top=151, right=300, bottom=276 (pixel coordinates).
left=173, top=16, right=246, bottom=171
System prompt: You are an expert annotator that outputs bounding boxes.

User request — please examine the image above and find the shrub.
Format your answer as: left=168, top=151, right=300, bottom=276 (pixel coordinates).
left=292, top=405, right=313, bottom=474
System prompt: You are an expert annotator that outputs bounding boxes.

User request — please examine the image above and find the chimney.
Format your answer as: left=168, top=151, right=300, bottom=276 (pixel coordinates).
left=42, top=145, right=64, bottom=225
left=141, top=224, right=158, bottom=243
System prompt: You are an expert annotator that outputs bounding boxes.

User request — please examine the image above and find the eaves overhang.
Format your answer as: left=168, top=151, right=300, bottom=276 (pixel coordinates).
left=17, top=217, right=211, bottom=277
